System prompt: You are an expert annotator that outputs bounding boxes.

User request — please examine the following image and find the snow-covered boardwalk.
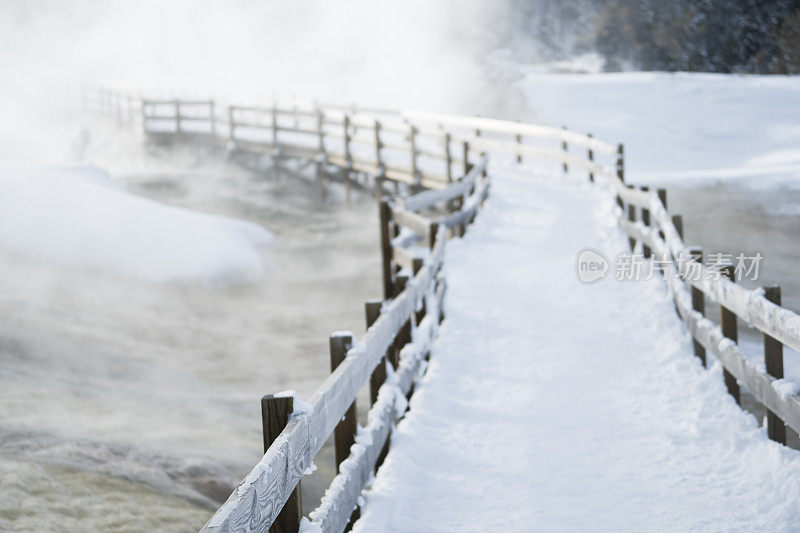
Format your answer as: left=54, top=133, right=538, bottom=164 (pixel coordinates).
left=354, top=168, right=800, bottom=532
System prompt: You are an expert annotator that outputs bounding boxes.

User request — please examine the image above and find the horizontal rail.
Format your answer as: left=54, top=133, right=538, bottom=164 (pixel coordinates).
left=401, top=158, right=487, bottom=212
left=309, top=283, right=444, bottom=532
left=402, top=109, right=617, bottom=154
left=439, top=176, right=490, bottom=229
left=201, top=233, right=446, bottom=532
left=613, top=177, right=800, bottom=355
left=618, top=217, right=800, bottom=435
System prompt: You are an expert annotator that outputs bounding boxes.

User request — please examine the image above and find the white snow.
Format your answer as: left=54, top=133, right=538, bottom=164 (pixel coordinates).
left=516, top=72, right=800, bottom=189
left=0, top=162, right=272, bottom=283
left=773, top=379, right=800, bottom=401
left=353, top=166, right=800, bottom=532
left=274, top=390, right=313, bottom=417
left=298, top=517, right=322, bottom=533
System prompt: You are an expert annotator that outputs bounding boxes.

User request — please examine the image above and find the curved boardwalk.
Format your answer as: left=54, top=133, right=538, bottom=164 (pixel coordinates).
left=353, top=167, right=800, bottom=532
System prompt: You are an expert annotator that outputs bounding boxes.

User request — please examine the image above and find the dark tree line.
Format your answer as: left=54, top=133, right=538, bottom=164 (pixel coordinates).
left=508, top=0, right=800, bottom=73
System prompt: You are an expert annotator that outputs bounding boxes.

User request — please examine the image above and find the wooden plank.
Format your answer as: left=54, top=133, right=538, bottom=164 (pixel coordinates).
left=391, top=246, right=416, bottom=271
left=391, top=206, right=432, bottom=241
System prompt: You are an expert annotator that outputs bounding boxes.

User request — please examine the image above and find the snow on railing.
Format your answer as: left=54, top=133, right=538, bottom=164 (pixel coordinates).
left=82, top=84, right=800, bottom=532
left=603, top=162, right=800, bottom=446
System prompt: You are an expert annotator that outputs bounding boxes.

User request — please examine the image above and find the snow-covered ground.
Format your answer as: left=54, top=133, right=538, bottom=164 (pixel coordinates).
left=0, top=162, right=272, bottom=283
left=513, top=70, right=800, bottom=189
left=354, top=165, right=800, bottom=532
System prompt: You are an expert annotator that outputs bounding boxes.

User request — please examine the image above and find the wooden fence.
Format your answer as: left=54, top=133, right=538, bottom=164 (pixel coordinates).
left=81, top=86, right=800, bottom=533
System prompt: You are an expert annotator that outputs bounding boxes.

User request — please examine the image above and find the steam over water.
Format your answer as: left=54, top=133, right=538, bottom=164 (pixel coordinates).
left=0, top=117, right=381, bottom=530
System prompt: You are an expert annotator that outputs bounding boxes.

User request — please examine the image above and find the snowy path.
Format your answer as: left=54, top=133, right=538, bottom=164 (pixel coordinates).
left=353, top=168, right=800, bottom=532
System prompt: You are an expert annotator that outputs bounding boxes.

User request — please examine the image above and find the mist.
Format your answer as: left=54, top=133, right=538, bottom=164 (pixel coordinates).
left=0, top=0, right=517, bottom=111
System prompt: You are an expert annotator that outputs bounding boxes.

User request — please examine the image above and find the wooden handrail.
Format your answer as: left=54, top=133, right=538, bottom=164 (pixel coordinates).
left=88, top=85, right=800, bottom=531
left=201, top=230, right=447, bottom=532
left=618, top=216, right=800, bottom=435
left=400, top=158, right=487, bottom=212
left=402, top=109, right=617, bottom=154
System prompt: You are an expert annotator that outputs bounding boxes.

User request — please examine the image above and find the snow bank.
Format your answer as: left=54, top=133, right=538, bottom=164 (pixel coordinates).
left=0, top=162, right=272, bottom=283
left=516, top=71, right=800, bottom=188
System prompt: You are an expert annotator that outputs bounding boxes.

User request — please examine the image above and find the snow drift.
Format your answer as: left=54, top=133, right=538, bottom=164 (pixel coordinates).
left=0, top=162, right=272, bottom=283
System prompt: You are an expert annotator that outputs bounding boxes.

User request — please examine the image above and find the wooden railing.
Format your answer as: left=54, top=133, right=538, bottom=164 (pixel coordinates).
left=80, top=85, right=800, bottom=533
left=603, top=168, right=800, bottom=445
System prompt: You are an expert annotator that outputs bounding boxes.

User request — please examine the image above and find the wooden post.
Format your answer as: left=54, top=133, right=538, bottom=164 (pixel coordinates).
left=409, top=125, right=419, bottom=187
left=261, top=394, right=302, bottom=533
left=616, top=144, right=625, bottom=208
left=374, top=120, right=383, bottom=170
left=656, top=188, right=667, bottom=242
left=412, top=257, right=426, bottom=326
left=689, top=247, right=706, bottom=366
left=330, top=333, right=357, bottom=471
left=641, top=186, right=651, bottom=258
left=720, top=265, right=740, bottom=404
left=379, top=200, right=394, bottom=300
left=626, top=190, right=636, bottom=251
left=316, top=108, right=326, bottom=157
left=393, top=274, right=411, bottom=367
left=763, top=286, right=786, bottom=444
left=209, top=101, right=216, bottom=138
left=429, top=221, right=439, bottom=251
left=463, top=141, right=471, bottom=174
left=366, top=301, right=386, bottom=406
left=561, top=126, right=568, bottom=173
left=672, top=215, right=684, bottom=240
left=174, top=99, right=181, bottom=136
left=515, top=133, right=522, bottom=164
left=343, top=114, right=352, bottom=169
left=444, top=133, right=453, bottom=183
left=271, top=101, right=279, bottom=148
left=228, top=106, right=236, bottom=143
left=587, top=133, right=594, bottom=182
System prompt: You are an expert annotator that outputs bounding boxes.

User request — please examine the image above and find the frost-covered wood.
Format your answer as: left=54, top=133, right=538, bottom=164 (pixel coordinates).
left=391, top=206, right=433, bottom=242
left=455, top=136, right=607, bottom=173
left=309, top=284, right=443, bottom=533
left=200, top=238, right=446, bottom=533
left=618, top=217, right=800, bottom=435
left=615, top=185, right=800, bottom=355
left=401, top=109, right=617, bottom=154
left=439, top=176, right=490, bottom=229
left=400, top=158, right=487, bottom=212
